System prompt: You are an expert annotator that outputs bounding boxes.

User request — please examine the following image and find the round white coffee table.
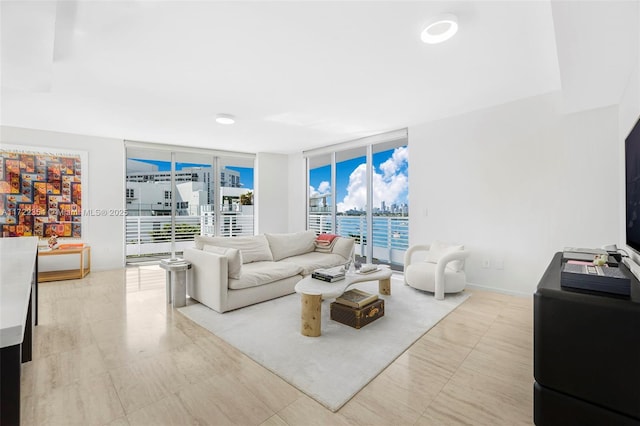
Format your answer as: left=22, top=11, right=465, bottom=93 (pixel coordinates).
left=294, top=266, right=393, bottom=337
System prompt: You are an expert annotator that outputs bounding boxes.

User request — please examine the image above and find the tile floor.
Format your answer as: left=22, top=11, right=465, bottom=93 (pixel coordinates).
left=21, top=265, right=534, bottom=425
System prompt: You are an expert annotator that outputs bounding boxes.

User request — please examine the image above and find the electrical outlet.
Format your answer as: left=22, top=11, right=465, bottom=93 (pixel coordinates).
left=482, top=258, right=490, bottom=268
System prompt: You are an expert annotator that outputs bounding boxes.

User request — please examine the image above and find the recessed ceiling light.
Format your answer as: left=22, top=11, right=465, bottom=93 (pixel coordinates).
left=216, top=113, right=235, bottom=125
left=421, top=13, right=458, bottom=44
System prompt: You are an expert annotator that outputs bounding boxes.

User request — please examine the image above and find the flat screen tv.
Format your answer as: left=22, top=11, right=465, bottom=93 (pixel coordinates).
left=625, top=117, right=640, bottom=253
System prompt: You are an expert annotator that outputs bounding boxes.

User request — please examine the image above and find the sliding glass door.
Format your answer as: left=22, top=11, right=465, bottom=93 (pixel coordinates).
left=371, top=141, right=409, bottom=266
left=125, top=144, right=255, bottom=261
left=173, top=152, right=215, bottom=251
left=335, top=147, right=368, bottom=260
left=308, top=154, right=333, bottom=235
left=305, top=130, right=408, bottom=268
left=217, top=156, right=255, bottom=237
left=126, top=148, right=179, bottom=260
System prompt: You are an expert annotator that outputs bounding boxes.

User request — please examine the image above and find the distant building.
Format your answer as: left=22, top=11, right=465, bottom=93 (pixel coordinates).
left=309, top=192, right=331, bottom=213
left=126, top=160, right=239, bottom=187
left=126, top=160, right=250, bottom=215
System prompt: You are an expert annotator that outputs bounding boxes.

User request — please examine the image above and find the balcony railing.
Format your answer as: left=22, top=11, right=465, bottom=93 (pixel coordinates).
left=125, top=212, right=254, bottom=257
left=126, top=213, right=407, bottom=266
left=200, top=211, right=255, bottom=238
left=309, top=214, right=408, bottom=266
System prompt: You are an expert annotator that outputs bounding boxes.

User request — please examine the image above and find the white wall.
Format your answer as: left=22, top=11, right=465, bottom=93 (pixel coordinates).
left=1, top=126, right=126, bottom=270
left=287, top=152, right=306, bottom=232
left=255, top=152, right=290, bottom=234
left=408, top=94, right=620, bottom=296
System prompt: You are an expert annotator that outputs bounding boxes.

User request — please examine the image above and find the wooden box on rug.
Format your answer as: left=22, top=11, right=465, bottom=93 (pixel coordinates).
left=330, top=299, right=384, bottom=329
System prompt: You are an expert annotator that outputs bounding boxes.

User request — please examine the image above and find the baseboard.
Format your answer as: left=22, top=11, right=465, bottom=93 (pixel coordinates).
left=394, top=273, right=531, bottom=298
left=465, top=282, right=532, bottom=298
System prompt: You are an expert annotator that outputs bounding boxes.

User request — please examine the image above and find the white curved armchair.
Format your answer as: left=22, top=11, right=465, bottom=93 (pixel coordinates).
left=404, top=242, right=470, bottom=300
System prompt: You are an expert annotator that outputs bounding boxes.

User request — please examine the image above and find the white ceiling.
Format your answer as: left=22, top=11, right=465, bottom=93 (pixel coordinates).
left=1, top=1, right=638, bottom=154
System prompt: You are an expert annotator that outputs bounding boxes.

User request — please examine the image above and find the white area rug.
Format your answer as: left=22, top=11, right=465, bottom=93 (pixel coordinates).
left=178, top=276, right=469, bottom=412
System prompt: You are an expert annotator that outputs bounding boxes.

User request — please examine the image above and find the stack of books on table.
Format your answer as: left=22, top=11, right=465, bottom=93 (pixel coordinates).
left=312, top=266, right=345, bottom=282
left=561, top=261, right=631, bottom=297
left=334, top=288, right=378, bottom=308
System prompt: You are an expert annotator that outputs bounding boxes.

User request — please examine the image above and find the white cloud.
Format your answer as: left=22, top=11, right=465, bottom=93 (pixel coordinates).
left=337, top=164, right=368, bottom=212
left=380, top=146, right=408, bottom=179
left=318, top=181, right=331, bottom=194
left=337, top=147, right=408, bottom=212
left=309, top=181, right=331, bottom=197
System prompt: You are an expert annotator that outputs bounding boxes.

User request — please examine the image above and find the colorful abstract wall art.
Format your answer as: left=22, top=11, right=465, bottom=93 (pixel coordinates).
left=0, top=148, right=83, bottom=238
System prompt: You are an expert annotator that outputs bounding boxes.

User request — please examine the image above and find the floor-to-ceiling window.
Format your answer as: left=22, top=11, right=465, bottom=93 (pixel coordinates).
left=125, top=142, right=255, bottom=262
left=308, top=154, right=333, bottom=234
left=218, top=156, right=255, bottom=237
left=305, top=130, right=408, bottom=268
left=336, top=147, right=368, bottom=260
left=371, top=141, right=409, bottom=266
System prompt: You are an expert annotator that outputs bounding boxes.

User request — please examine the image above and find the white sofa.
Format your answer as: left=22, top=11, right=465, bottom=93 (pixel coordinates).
left=184, top=230, right=354, bottom=313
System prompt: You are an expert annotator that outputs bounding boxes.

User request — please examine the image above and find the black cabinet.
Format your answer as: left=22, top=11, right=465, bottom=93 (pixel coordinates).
left=534, top=253, right=640, bottom=425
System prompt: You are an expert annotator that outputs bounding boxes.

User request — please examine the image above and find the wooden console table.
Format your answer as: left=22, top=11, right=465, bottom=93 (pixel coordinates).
left=38, top=246, right=91, bottom=282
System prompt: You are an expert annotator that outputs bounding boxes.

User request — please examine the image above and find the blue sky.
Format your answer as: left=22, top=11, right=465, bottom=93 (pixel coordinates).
left=309, top=146, right=409, bottom=211
left=130, top=159, right=254, bottom=189
left=131, top=148, right=407, bottom=208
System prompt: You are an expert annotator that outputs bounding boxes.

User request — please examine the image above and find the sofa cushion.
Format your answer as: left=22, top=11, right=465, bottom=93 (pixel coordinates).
left=194, top=235, right=273, bottom=264
left=203, top=245, right=242, bottom=279
left=265, top=230, right=316, bottom=261
left=228, top=261, right=303, bottom=290
left=329, top=237, right=355, bottom=261
left=425, top=240, right=465, bottom=272
left=280, top=251, right=348, bottom=276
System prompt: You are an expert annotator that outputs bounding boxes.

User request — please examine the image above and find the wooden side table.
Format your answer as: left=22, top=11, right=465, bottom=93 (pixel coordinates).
left=38, top=246, right=91, bottom=282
